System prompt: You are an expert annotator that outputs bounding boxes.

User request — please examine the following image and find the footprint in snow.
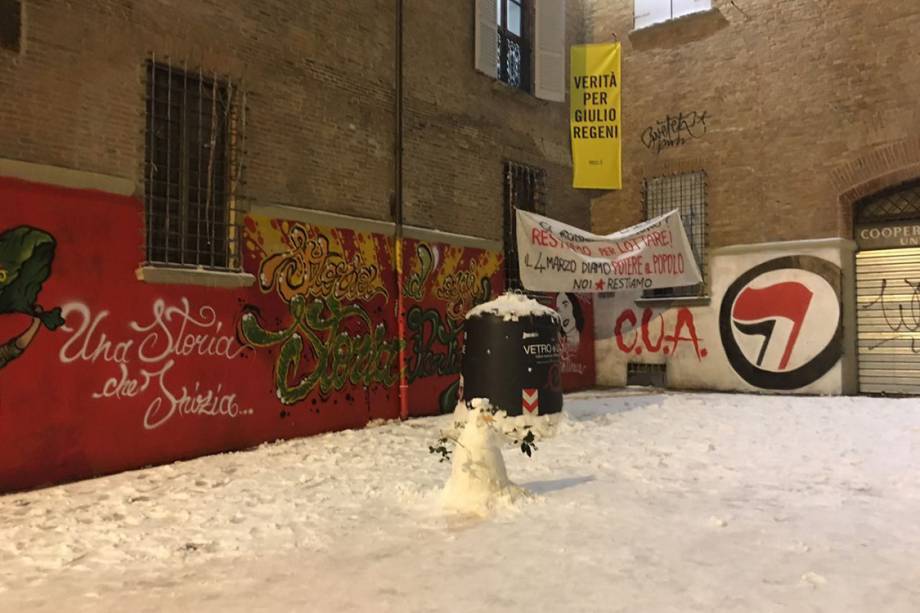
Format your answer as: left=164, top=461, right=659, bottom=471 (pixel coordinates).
left=800, top=571, right=827, bottom=588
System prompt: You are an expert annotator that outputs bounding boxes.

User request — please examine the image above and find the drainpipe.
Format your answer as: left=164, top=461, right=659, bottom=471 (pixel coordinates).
left=394, top=0, right=409, bottom=420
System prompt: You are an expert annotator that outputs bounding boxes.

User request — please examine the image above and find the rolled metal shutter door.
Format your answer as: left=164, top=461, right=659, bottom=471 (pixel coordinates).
left=856, top=247, right=920, bottom=394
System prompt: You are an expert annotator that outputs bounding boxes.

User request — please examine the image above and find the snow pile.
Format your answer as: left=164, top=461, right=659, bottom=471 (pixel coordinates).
left=465, top=292, right=560, bottom=322
left=441, top=399, right=528, bottom=516
left=449, top=398, right=560, bottom=441
left=4, top=392, right=920, bottom=612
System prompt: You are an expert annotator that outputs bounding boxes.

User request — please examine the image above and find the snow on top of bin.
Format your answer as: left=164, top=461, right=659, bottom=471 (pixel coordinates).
left=465, top=292, right=560, bottom=322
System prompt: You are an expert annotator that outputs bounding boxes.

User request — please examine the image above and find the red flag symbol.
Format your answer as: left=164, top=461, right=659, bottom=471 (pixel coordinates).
left=732, top=282, right=813, bottom=370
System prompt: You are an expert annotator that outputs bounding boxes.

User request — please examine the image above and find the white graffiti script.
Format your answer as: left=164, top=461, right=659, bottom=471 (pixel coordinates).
left=59, top=298, right=253, bottom=430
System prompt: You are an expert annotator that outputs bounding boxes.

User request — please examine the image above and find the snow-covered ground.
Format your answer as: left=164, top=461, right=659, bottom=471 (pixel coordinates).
left=2, top=391, right=919, bottom=612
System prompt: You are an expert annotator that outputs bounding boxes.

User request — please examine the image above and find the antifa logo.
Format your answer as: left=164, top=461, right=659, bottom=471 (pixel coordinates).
left=732, top=282, right=814, bottom=370
left=719, top=256, right=842, bottom=390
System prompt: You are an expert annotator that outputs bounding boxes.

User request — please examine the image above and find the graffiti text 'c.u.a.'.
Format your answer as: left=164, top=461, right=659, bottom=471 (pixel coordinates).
left=239, top=296, right=400, bottom=406
left=614, top=307, right=708, bottom=360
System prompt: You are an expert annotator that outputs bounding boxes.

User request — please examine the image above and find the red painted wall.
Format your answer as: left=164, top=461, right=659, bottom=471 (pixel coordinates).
left=0, top=178, right=593, bottom=492
left=399, top=238, right=506, bottom=416
left=0, top=179, right=382, bottom=492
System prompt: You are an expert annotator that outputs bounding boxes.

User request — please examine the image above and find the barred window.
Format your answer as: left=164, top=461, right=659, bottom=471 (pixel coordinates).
left=503, top=160, right=546, bottom=290
left=643, top=170, right=707, bottom=299
left=496, top=0, right=530, bottom=91
left=0, top=0, right=21, bottom=52
left=144, top=61, right=243, bottom=270
left=475, top=0, right=563, bottom=101
left=855, top=177, right=920, bottom=225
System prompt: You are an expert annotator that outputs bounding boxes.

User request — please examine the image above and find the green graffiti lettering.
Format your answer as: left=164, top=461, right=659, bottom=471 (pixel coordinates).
left=404, top=243, right=434, bottom=301
left=239, top=296, right=400, bottom=405
left=405, top=306, right=462, bottom=383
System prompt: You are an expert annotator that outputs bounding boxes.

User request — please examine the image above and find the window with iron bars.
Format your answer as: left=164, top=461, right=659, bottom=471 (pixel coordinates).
left=643, top=170, right=707, bottom=299
left=855, top=177, right=920, bottom=225
left=503, top=161, right=546, bottom=290
left=496, top=0, right=531, bottom=92
left=144, top=60, right=244, bottom=271
left=0, top=0, right=21, bottom=52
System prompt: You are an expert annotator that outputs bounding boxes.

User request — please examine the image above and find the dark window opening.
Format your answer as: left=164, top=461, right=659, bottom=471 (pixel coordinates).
left=0, top=0, right=21, bottom=53
left=627, top=362, right=667, bottom=387
left=496, top=0, right=530, bottom=91
left=144, top=61, right=242, bottom=270
left=855, top=177, right=920, bottom=225
left=643, top=171, right=708, bottom=299
left=503, top=160, right=546, bottom=290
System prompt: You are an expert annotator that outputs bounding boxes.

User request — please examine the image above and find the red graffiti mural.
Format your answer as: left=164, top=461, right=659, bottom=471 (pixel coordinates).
left=0, top=177, right=598, bottom=492
left=400, top=238, right=506, bottom=416
left=238, top=216, right=401, bottom=414
left=614, top=307, right=707, bottom=360
left=0, top=178, right=517, bottom=492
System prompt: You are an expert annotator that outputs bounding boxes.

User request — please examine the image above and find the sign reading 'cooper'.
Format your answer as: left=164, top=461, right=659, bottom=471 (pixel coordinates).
left=515, top=209, right=702, bottom=293
left=719, top=256, right=843, bottom=390
left=856, top=222, right=920, bottom=249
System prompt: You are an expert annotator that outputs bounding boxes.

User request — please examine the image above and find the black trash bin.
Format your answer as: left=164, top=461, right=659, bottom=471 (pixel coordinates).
left=461, top=293, right=563, bottom=416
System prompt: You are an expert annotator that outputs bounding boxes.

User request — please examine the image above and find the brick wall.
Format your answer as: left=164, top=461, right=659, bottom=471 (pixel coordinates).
left=0, top=0, right=591, bottom=242
left=0, top=0, right=397, bottom=222
left=585, top=0, right=920, bottom=245
left=403, top=0, right=591, bottom=240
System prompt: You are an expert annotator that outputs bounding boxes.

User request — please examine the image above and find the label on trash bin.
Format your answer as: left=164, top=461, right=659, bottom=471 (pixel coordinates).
left=523, top=341, right=561, bottom=364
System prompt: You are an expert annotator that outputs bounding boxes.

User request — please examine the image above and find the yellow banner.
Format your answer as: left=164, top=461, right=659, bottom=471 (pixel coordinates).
left=570, top=42, right=621, bottom=190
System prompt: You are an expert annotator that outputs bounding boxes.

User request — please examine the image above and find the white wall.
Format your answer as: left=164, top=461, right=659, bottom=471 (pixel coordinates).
left=595, top=239, right=857, bottom=395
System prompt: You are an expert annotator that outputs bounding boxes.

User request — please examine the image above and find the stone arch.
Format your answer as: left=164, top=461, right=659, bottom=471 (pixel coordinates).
left=832, top=137, right=920, bottom=238
left=852, top=177, right=920, bottom=228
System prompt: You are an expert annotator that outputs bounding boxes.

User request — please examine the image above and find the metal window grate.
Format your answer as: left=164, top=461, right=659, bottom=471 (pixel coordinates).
left=496, top=0, right=530, bottom=91
left=0, top=0, right=21, bottom=52
left=144, top=59, right=245, bottom=271
left=504, top=160, right=546, bottom=290
left=627, top=362, right=666, bottom=387
left=855, top=178, right=920, bottom=225
left=643, top=170, right=708, bottom=298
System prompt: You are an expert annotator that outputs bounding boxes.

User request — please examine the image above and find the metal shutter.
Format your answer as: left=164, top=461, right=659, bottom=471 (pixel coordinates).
left=856, top=247, right=920, bottom=394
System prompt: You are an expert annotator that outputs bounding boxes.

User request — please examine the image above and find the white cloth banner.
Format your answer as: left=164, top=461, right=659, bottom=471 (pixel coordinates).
left=515, top=209, right=702, bottom=292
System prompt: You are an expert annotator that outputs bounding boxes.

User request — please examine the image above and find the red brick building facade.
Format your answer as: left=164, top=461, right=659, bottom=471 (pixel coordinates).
left=586, top=0, right=920, bottom=396
left=0, top=0, right=593, bottom=492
